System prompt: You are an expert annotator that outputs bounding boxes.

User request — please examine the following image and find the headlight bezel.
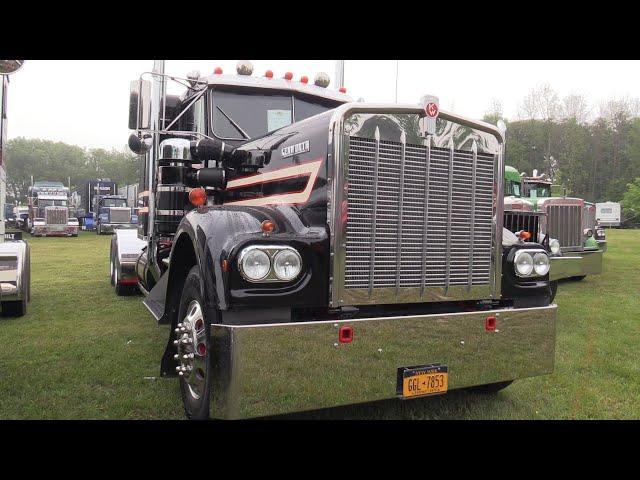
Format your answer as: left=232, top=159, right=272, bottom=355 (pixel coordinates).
left=237, top=244, right=303, bottom=283
left=513, top=248, right=550, bottom=278
left=533, top=251, right=551, bottom=276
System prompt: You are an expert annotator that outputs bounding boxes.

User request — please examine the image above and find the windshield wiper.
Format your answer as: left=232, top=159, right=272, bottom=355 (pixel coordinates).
left=217, top=106, right=251, bottom=140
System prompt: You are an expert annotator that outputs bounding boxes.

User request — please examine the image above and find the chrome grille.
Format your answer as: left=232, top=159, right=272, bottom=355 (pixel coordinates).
left=546, top=204, right=582, bottom=249
left=109, top=207, right=131, bottom=224
left=45, top=207, right=68, bottom=225
left=504, top=211, right=541, bottom=242
left=344, top=135, right=495, bottom=296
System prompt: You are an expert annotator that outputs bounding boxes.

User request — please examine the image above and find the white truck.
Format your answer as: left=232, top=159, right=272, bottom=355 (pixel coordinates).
left=0, top=60, right=31, bottom=317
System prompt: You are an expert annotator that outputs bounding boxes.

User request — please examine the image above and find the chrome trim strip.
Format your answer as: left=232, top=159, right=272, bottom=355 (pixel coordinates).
left=156, top=209, right=184, bottom=216
left=444, top=139, right=454, bottom=296
left=368, top=127, right=381, bottom=299
left=468, top=140, right=477, bottom=291
left=420, top=138, right=431, bottom=300
left=395, top=130, right=407, bottom=297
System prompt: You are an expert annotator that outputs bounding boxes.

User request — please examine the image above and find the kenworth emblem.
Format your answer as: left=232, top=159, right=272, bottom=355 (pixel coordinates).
left=281, top=140, right=310, bottom=158
left=419, top=95, right=439, bottom=137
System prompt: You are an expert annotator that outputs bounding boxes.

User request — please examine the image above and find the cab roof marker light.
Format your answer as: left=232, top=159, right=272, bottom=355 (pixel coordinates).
left=314, top=72, right=330, bottom=88
left=300, top=75, right=309, bottom=84
left=284, top=72, right=293, bottom=80
left=265, top=70, right=274, bottom=78
left=214, top=67, right=223, bottom=75
left=236, top=61, right=253, bottom=76
left=339, top=87, right=347, bottom=94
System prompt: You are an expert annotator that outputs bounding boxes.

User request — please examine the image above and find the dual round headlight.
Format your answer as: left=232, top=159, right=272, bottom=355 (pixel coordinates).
left=514, top=249, right=550, bottom=277
left=238, top=246, right=302, bottom=282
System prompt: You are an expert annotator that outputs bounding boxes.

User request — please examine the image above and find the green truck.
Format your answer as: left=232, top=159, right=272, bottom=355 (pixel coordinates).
left=504, top=167, right=604, bottom=282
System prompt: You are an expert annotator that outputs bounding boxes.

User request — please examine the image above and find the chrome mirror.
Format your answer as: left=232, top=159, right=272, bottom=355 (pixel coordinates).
left=496, top=119, right=507, bottom=134
left=128, top=79, right=152, bottom=130
left=0, top=60, right=24, bottom=75
left=128, top=133, right=151, bottom=155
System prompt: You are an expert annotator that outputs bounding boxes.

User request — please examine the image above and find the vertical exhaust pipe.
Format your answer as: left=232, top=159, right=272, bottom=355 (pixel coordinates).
left=335, top=60, right=344, bottom=89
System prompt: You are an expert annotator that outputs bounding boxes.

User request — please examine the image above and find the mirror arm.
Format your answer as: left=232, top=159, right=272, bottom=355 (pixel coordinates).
left=163, top=86, right=208, bottom=132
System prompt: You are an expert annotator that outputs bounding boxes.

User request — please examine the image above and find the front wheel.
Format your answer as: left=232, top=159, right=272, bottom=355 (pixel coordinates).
left=176, top=265, right=212, bottom=420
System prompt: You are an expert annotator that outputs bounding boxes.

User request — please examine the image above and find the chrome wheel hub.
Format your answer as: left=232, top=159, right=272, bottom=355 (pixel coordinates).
left=174, top=300, right=207, bottom=400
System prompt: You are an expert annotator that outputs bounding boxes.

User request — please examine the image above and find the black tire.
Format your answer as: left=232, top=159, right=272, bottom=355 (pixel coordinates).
left=1, top=300, right=26, bottom=317
left=468, top=380, right=514, bottom=394
left=110, top=243, right=116, bottom=286
left=178, top=265, right=212, bottom=420
left=570, top=275, right=586, bottom=281
left=549, top=280, right=558, bottom=303
left=114, top=257, right=128, bottom=296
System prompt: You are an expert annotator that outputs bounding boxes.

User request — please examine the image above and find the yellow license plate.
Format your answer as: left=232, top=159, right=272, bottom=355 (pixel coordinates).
left=400, top=365, right=448, bottom=398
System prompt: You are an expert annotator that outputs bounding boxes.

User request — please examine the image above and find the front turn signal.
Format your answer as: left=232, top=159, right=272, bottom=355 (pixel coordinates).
left=189, top=187, right=207, bottom=207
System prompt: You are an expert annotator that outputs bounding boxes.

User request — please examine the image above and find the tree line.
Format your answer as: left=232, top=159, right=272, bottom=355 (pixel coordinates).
left=483, top=84, right=640, bottom=223
left=5, top=137, right=139, bottom=203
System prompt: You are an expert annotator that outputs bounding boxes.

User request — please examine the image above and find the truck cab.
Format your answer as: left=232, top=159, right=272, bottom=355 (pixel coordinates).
left=520, top=172, right=604, bottom=281
left=95, top=194, right=135, bottom=235
left=111, top=61, right=558, bottom=419
left=27, top=181, right=79, bottom=237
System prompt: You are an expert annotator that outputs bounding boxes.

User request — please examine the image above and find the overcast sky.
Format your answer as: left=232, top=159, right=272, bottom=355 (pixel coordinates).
left=5, top=60, right=640, bottom=150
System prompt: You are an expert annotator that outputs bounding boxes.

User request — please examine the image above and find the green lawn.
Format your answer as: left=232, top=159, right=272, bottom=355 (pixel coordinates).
left=0, top=229, right=638, bottom=419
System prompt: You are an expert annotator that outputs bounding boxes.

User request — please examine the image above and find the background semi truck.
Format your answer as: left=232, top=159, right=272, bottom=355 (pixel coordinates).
left=0, top=60, right=31, bottom=316
left=27, top=181, right=79, bottom=237
left=110, top=60, right=557, bottom=420
left=504, top=167, right=604, bottom=282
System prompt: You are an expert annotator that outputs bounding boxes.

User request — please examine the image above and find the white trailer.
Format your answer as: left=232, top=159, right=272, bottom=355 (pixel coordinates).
left=1, top=61, right=31, bottom=316
left=596, top=202, right=621, bottom=227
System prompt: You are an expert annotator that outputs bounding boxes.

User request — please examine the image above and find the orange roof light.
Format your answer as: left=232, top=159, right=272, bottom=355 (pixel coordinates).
left=261, top=219, right=276, bottom=234
left=284, top=72, right=293, bottom=80
left=339, top=87, right=347, bottom=94
left=265, top=70, right=274, bottom=78
left=518, top=231, right=532, bottom=241
left=300, top=75, right=309, bottom=84
left=189, top=187, right=207, bottom=207
left=214, top=67, right=223, bottom=75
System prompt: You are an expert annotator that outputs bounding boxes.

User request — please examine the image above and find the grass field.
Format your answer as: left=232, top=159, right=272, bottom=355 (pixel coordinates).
left=0, top=229, right=638, bottom=419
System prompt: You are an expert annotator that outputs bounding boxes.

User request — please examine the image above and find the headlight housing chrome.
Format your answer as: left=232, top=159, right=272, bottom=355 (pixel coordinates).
left=237, top=245, right=303, bottom=283
left=513, top=249, right=549, bottom=278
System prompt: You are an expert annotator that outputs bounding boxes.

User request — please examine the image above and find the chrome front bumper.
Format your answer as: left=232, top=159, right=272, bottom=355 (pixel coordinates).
left=0, top=240, right=28, bottom=302
left=210, top=304, right=557, bottom=419
left=549, top=249, right=603, bottom=281
left=102, top=223, right=136, bottom=234
left=33, top=225, right=78, bottom=236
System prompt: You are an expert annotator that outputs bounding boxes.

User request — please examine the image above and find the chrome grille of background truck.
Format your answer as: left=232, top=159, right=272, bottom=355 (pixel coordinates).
left=45, top=207, right=68, bottom=225
left=504, top=211, right=541, bottom=241
left=546, top=204, right=582, bottom=250
left=109, top=207, right=131, bottom=224
left=343, top=136, right=495, bottom=303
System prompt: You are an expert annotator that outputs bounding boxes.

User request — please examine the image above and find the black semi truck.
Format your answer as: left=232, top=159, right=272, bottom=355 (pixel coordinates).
left=110, top=60, right=557, bottom=420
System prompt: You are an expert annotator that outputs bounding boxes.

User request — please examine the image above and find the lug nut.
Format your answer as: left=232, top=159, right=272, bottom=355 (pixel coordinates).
left=174, top=328, right=180, bottom=333
left=173, top=340, right=179, bottom=346
left=175, top=366, right=181, bottom=372
left=178, top=371, right=184, bottom=377
left=173, top=354, right=179, bottom=360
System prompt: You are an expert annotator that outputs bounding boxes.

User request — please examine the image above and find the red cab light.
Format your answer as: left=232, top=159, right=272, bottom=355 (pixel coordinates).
left=265, top=70, right=274, bottom=78
left=339, top=326, right=353, bottom=343
left=300, top=75, right=309, bottom=84
left=261, top=219, right=276, bottom=233
left=284, top=71, right=293, bottom=80
left=485, top=316, right=496, bottom=332
left=189, top=187, right=207, bottom=207
left=339, top=87, right=347, bottom=93
left=214, top=67, right=223, bottom=75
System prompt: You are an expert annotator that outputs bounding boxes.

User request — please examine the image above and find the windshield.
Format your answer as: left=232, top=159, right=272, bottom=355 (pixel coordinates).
left=102, top=198, right=127, bottom=208
left=210, top=88, right=342, bottom=140
left=38, top=199, right=68, bottom=207
left=505, top=180, right=521, bottom=197
left=527, top=183, right=551, bottom=198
